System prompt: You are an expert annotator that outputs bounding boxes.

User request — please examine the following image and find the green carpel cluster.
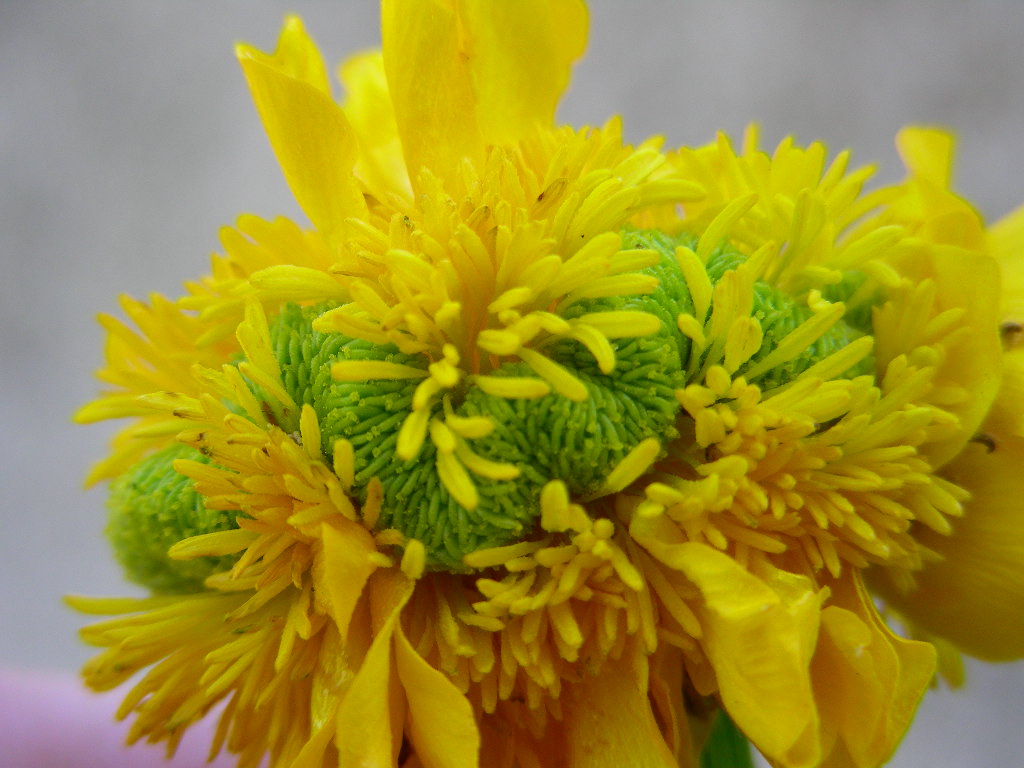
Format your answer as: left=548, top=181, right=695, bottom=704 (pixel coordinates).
left=106, top=443, right=239, bottom=593
left=106, top=228, right=876, bottom=584
left=268, top=240, right=688, bottom=569
left=700, top=237, right=873, bottom=388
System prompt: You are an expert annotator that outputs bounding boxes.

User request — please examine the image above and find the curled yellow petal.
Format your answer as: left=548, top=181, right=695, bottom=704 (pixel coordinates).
left=381, top=0, right=587, bottom=180
left=633, top=515, right=822, bottom=768
left=381, top=0, right=484, bottom=180
left=895, top=127, right=953, bottom=189
left=238, top=17, right=366, bottom=241
left=990, top=201, right=1024, bottom=320
left=989, top=345, right=1024, bottom=439
left=457, top=0, right=588, bottom=144
left=562, top=640, right=678, bottom=768
left=880, top=438, right=1024, bottom=660
left=315, top=519, right=378, bottom=642
left=334, top=569, right=414, bottom=767
left=813, top=572, right=935, bottom=768
left=884, top=154, right=1003, bottom=464
left=395, top=624, right=480, bottom=768
left=339, top=50, right=412, bottom=199
left=875, top=244, right=1002, bottom=468
left=893, top=127, right=985, bottom=250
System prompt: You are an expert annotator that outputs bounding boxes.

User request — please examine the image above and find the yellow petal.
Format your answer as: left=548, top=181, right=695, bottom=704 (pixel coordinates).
left=989, top=344, right=1024, bottom=440
left=394, top=624, right=480, bottom=768
left=339, top=50, right=412, bottom=199
left=883, top=129, right=1001, bottom=467
left=381, top=0, right=484, bottom=181
left=632, top=515, right=822, bottom=768
left=335, top=569, right=414, bottom=767
left=457, top=0, right=588, bottom=144
left=562, top=639, right=680, bottom=768
left=879, top=244, right=1002, bottom=468
left=314, top=518, right=378, bottom=642
left=925, top=247, right=1002, bottom=467
left=882, top=437, right=1024, bottom=660
left=813, top=572, right=935, bottom=768
left=896, top=127, right=953, bottom=189
left=380, top=0, right=587, bottom=180
left=894, top=127, right=985, bottom=250
left=237, top=17, right=366, bottom=241
left=989, top=201, right=1024, bottom=320
left=333, top=625, right=398, bottom=767
left=648, top=645, right=698, bottom=765
left=306, top=622, right=354, bottom=757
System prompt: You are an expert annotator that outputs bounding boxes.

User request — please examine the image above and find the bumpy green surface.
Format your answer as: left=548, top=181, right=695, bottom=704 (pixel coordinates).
left=270, top=235, right=689, bottom=570
left=106, top=443, right=239, bottom=593
left=821, top=269, right=879, bottom=333
left=701, top=239, right=873, bottom=389
left=108, top=228, right=874, bottom=579
left=699, top=711, right=755, bottom=768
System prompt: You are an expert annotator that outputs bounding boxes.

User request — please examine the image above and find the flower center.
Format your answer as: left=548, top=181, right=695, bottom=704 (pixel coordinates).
left=266, top=230, right=692, bottom=571
left=107, top=228, right=874, bottom=585
left=106, top=443, right=240, bottom=593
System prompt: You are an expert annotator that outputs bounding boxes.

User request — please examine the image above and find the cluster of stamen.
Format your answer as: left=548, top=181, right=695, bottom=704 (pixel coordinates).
left=79, top=125, right=987, bottom=761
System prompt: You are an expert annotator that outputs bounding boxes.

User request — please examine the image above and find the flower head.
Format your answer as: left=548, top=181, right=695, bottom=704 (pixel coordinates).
left=73, top=4, right=1024, bottom=768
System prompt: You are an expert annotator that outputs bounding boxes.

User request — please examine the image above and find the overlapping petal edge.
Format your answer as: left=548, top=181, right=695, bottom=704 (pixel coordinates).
left=71, top=3, right=1024, bottom=768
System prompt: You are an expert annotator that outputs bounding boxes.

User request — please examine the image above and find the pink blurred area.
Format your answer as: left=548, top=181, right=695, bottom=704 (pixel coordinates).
left=0, top=667, right=240, bottom=768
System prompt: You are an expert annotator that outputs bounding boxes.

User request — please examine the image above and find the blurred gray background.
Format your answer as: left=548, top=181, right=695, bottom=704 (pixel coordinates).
left=3, top=1, right=1023, bottom=766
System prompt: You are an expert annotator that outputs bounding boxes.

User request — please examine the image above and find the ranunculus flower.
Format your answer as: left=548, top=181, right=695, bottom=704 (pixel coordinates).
left=72, top=4, right=1024, bottom=767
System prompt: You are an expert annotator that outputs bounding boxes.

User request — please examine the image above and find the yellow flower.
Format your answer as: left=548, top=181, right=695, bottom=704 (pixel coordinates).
left=869, top=131, right=1024, bottom=664
left=71, top=4, right=1024, bottom=768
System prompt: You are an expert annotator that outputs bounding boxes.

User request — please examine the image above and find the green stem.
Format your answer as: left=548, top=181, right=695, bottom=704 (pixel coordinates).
left=699, top=711, right=755, bottom=768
